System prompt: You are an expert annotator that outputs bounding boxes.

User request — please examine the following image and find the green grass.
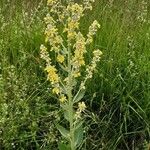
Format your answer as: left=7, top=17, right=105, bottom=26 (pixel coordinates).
left=0, top=0, right=149, bottom=149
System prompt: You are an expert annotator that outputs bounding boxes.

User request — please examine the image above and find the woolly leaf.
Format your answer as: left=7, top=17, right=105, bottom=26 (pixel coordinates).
left=73, top=90, right=85, bottom=103
left=56, top=124, right=69, bottom=139
left=74, top=122, right=84, bottom=147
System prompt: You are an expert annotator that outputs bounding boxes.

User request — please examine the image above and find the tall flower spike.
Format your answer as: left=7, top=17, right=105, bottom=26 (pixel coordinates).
left=64, top=3, right=84, bottom=41
left=85, top=49, right=102, bottom=79
left=40, top=0, right=102, bottom=149
left=86, top=20, right=100, bottom=44
left=73, top=32, right=86, bottom=68
left=44, top=16, right=63, bottom=52
left=40, top=44, right=51, bottom=66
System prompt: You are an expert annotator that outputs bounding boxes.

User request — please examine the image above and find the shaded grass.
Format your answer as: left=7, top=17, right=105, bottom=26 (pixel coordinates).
left=81, top=0, right=150, bottom=149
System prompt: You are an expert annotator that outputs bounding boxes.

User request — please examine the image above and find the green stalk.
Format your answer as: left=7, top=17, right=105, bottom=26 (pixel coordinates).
left=67, top=45, right=75, bottom=150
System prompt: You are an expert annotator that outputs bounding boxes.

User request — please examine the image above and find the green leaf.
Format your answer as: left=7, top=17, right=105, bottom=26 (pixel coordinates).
left=75, top=121, right=83, bottom=130
left=56, top=124, right=69, bottom=139
left=64, top=110, right=69, bottom=121
left=64, top=109, right=75, bottom=122
left=58, top=143, right=71, bottom=150
left=74, top=122, right=84, bottom=147
left=61, top=105, right=74, bottom=121
left=73, top=90, right=85, bottom=103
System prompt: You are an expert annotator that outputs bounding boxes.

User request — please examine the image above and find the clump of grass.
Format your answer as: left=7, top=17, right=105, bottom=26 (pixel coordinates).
left=83, top=0, right=150, bottom=149
left=0, top=1, right=59, bottom=149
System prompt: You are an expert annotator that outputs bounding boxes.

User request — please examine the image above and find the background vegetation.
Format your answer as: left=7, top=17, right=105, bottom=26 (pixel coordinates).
left=0, top=0, right=149, bottom=149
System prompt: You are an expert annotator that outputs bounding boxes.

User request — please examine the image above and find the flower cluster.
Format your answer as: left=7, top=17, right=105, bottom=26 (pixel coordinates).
left=86, top=20, right=101, bottom=44
left=41, top=0, right=102, bottom=107
left=75, top=102, right=86, bottom=119
left=47, top=0, right=57, bottom=6
left=45, top=66, right=59, bottom=84
left=40, top=45, right=65, bottom=102
left=85, top=49, right=103, bottom=79
left=83, top=0, right=95, bottom=10
left=44, top=15, right=63, bottom=52
left=72, top=32, right=86, bottom=77
left=64, top=3, right=84, bottom=40
left=40, top=44, right=51, bottom=66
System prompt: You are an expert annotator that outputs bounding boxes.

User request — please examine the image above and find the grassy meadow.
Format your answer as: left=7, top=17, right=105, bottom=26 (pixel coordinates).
left=0, top=0, right=150, bottom=149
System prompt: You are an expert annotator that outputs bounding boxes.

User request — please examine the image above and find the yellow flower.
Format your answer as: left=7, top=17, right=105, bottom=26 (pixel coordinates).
left=52, top=87, right=60, bottom=95
left=45, top=66, right=59, bottom=83
left=57, top=54, right=64, bottom=63
left=73, top=72, right=81, bottom=78
left=79, top=58, right=85, bottom=66
left=78, top=102, right=86, bottom=112
left=75, top=111, right=81, bottom=119
left=67, top=31, right=76, bottom=40
left=93, top=49, right=103, bottom=57
left=92, top=20, right=100, bottom=28
left=44, top=16, right=63, bottom=51
left=40, top=44, right=47, bottom=51
left=67, top=3, right=83, bottom=17
left=59, top=95, right=67, bottom=103
left=73, top=32, right=86, bottom=67
left=68, top=20, right=79, bottom=30
left=75, top=101, right=86, bottom=119
left=45, top=65, right=57, bottom=73
left=65, top=3, right=83, bottom=41
left=54, top=36, right=63, bottom=45
left=47, top=0, right=57, bottom=5
left=47, top=0, right=53, bottom=4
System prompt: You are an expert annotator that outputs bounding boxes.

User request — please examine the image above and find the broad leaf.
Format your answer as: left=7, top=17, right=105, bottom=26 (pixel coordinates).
left=73, top=90, right=85, bottom=103
left=56, top=124, right=69, bottom=139
left=64, top=110, right=69, bottom=121
left=64, top=109, right=75, bottom=122
left=74, top=122, right=84, bottom=147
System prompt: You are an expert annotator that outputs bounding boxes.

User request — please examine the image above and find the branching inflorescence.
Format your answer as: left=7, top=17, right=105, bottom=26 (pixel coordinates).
left=40, top=0, right=102, bottom=149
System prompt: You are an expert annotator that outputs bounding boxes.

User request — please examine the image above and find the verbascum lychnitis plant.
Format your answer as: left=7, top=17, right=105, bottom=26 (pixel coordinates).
left=40, top=0, right=102, bottom=149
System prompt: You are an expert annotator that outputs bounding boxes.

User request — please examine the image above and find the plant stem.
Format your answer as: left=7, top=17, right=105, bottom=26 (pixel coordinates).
left=68, top=44, right=75, bottom=150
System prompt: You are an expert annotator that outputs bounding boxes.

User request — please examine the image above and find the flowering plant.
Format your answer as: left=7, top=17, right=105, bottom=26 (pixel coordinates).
left=40, top=0, right=102, bottom=149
